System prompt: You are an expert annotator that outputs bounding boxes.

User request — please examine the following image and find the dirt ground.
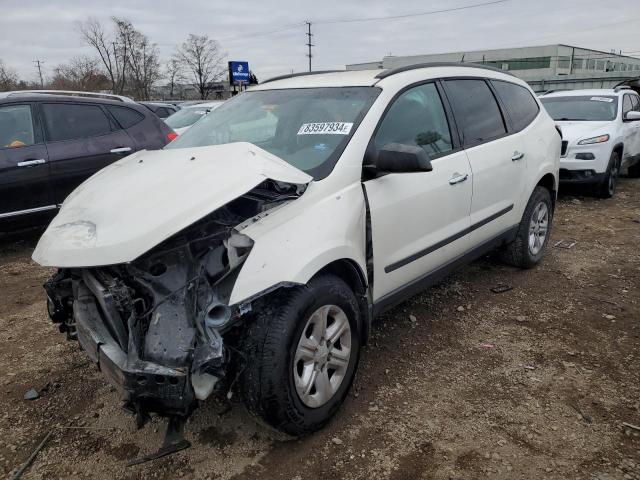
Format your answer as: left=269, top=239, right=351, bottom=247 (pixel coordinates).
left=1, top=179, right=639, bottom=480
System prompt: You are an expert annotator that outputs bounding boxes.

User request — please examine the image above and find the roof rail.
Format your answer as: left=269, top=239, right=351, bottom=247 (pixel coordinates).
left=614, top=85, right=632, bottom=92
left=261, top=70, right=345, bottom=84
left=374, top=62, right=516, bottom=80
left=0, top=90, right=135, bottom=103
left=539, top=90, right=559, bottom=96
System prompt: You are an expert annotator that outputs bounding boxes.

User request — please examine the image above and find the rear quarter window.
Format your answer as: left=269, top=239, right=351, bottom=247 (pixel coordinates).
left=491, top=80, right=540, bottom=132
left=107, top=106, right=145, bottom=129
left=444, top=79, right=507, bottom=147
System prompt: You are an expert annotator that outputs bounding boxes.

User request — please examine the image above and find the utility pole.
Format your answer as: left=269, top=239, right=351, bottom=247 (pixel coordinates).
left=305, top=21, right=313, bottom=72
left=34, top=60, right=44, bottom=88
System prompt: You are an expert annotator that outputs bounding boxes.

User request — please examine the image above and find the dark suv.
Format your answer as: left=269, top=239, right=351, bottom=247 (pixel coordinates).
left=0, top=93, right=175, bottom=231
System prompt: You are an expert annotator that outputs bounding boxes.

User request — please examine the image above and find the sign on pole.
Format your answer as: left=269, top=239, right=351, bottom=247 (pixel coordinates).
left=228, top=61, right=250, bottom=88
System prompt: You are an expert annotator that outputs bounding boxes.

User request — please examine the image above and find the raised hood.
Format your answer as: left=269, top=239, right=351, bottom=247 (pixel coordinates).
left=33, top=142, right=312, bottom=267
left=555, top=121, right=611, bottom=143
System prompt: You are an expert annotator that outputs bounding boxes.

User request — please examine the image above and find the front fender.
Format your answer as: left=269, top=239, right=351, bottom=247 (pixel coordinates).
left=228, top=181, right=368, bottom=305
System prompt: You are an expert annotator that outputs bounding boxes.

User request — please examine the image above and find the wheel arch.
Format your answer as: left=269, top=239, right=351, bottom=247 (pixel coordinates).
left=612, top=142, right=624, bottom=159
left=308, top=259, right=372, bottom=345
left=534, top=172, right=558, bottom=212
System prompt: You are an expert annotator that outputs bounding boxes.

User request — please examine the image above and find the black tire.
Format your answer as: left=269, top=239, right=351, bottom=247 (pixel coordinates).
left=239, top=274, right=361, bottom=436
left=501, top=186, right=553, bottom=269
left=596, top=151, right=620, bottom=198
left=628, top=160, right=640, bottom=178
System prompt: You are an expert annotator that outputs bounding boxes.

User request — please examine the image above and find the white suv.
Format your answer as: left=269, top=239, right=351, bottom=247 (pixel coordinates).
left=34, top=64, right=560, bottom=442
left=541, top=87, right=640, bottom=198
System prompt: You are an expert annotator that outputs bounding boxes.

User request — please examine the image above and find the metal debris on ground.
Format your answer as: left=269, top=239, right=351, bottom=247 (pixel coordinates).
left=554, top=239, right=577, bottom=249
left=622, top=422, right=640, bottom=432
left=570, top=404, right=593, bottom=424
left=491, top=283, right=513, bottom=294
left=9, top=430, right=54, bottom=480
left=127, top=416, right=191, bottom=466
left=480, top=343, right=495, bottom=349
left=23, top=389, right=39, bottom=400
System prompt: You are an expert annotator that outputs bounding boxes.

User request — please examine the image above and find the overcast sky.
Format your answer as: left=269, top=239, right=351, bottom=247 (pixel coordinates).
left=1, top=0, right=639, bottom=83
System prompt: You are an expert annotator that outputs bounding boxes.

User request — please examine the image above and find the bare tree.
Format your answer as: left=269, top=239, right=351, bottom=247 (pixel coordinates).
left=0, top=59, right=19, bottom=91
left=120, top=23, right=161, bottom=100
left=177, top=34, right=225, bottom=99
left=50, top=55, right=109, bottom=91
left=79, top=17, right=161, bottom=99
left=78, top=18, right=123, bottom=93
left=165, top=57, right=185, bottom=99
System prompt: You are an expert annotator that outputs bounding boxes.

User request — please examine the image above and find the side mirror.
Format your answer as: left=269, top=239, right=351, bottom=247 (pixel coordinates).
left=625, top=111, right=640, bottom=121
left=376, top=143, right=432, bottom=173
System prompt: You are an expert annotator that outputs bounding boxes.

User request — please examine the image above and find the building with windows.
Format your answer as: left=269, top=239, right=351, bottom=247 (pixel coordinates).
left=346, top=45, right=640, bottom=93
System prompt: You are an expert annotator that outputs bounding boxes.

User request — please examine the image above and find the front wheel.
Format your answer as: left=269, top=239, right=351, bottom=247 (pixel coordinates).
left=239, top=274, right=361, bottom=436
left=596, top=151, right=620, bottom=198
left=501, top=186, right=553, bottom=269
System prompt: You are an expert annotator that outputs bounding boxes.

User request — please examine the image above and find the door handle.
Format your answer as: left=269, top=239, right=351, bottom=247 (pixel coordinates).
left=449, top=173, right=469, bottom=185
left=17, top=159, right=46, bottom=167
left=512, top=151, right=525, bottom=161
left=110, top=147, right=132, bottom=154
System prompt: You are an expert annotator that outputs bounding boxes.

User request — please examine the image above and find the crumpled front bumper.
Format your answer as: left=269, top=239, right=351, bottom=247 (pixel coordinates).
left=74, top=284, right=194, bottom=416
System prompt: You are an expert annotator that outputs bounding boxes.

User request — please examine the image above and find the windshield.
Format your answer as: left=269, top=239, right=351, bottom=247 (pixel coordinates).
left=541, top=95, right=618, bottom=121
left=166, top=87, right=380, bottom=179
left=165, top=104, right=220, bottom=129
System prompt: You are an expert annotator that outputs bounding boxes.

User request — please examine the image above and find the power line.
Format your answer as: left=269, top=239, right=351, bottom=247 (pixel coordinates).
left=305, top=21, right=313, bottom=72
left=315, top=0, right=510, bottom=25
left=33, top=60, right=44, bottom=88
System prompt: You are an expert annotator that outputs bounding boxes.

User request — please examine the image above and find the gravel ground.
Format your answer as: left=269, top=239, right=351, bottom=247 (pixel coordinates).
left=1, top=179, right=639, bottom=480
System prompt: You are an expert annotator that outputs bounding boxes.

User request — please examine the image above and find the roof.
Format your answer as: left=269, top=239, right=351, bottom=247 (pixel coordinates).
left=252, top=63, right=520, bottom=90
left=0, top=90, right=134, bottom=103
left=541, top=88, right=630, bottom=98
left=182, top=101, right=225, bottom=109
left=252, top=70, right=381, bottom=90
left=140, top=101, right=177, bottom=107
left=0, top=93, right=144, bottom=106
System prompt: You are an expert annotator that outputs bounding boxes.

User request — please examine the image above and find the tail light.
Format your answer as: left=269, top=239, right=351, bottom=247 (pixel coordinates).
left=167, top=132, right=178, bottom=142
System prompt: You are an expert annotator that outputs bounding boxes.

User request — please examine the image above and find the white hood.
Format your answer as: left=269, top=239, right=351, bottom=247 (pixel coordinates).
left=33, top=142, right=312, bottom=267
left=555, top=121, right=611, bottom=143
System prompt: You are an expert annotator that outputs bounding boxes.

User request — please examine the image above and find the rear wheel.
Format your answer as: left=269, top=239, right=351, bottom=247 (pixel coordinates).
left=596, top=151, right=620, bottom=198
left=239, top=274, right=361, bottom=436
left=501, top=186, right=553, bottom=269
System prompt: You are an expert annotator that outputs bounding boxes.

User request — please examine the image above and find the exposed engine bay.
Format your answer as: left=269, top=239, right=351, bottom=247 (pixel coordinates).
left=43, top=180, right=303, bottom=429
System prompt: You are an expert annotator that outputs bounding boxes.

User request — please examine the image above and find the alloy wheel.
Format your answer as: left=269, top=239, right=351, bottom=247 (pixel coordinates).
left=528, top=201, right=549, bottom=256
left=293, top=305, right=352, bottom=408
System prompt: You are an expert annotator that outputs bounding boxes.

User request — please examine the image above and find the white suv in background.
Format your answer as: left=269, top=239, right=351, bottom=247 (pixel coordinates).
left=35, top=64, right=559, bottom=442
left=541, top=87, right=640, bottom=198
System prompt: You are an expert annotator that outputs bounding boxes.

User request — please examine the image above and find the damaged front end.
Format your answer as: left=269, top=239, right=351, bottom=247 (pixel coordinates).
left=43, top=182, right=299, bottom=426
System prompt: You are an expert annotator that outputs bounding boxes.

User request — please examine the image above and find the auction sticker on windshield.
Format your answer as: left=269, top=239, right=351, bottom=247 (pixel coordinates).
left=298, top=122, right=353, bottom=135
left=590, top=97, right=614, bottom=103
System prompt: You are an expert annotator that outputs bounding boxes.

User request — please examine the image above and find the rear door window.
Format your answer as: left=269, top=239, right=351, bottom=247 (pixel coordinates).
left=444, top=79, right=507, bottom=147
left=0, top=104, right=36, bottom=148
left=107, top=106, right=145, bottom=129
left=491, top=80, right=540, bottom=132
left=42, top=103, right=112, bottom=142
